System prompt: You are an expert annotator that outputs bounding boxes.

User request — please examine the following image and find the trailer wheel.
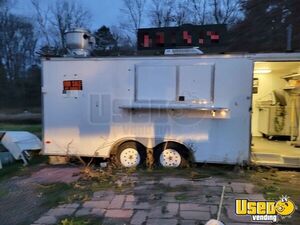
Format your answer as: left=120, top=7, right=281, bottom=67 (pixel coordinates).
left=154, top=142, right=189, bottom=168
left=116, top=142, right=146, bottom=168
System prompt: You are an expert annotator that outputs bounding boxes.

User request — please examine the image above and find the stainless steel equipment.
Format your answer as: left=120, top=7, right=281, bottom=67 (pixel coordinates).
left=65, top=28, right=95, bottom=57
left=258, top=105, right=294, bottom=137
left=257, top=90, right=298, bottom=138
left=282, top=72, right=300, bottom=145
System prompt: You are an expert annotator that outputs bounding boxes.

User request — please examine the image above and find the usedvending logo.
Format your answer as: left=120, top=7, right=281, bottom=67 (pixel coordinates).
left=235, top=195, right=296, bottom=222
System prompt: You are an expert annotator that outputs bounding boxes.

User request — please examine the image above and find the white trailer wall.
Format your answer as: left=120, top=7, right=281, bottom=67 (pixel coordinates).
left=42, top=56, right=253, bottom=164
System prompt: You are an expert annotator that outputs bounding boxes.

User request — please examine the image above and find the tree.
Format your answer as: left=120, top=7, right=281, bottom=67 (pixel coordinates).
left=0, top=62, right=7, bottom=107
left=120, top=0, right=147, bottom=35
left=23, top=65, right=41, bottom=108
left=50, top=0, right=92, bottom=47
left=110, top=26, right=136, bottom=53
left=148, top=0, right=175, bottom=27
left=0, top=8, right=37, bottom=80
left=32, top=0, right=91, bottom=48
left=211, top=0, right=241, bottom=24
left=190, top=0, right=209, bottom=25
left=94, top=26, right=117, bottom=52
left=173, top=0, right=191, bottom=26
left=31, top=0, right=51, bottom=46
left=0, top=1, right=39, bottom=109
left=229, top=0, right=300, bottom=52
left=285, top=0, right=300, bottom=50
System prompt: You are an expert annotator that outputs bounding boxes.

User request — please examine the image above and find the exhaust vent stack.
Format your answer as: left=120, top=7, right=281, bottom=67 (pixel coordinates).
left=65, top=28, right=95, bottom=57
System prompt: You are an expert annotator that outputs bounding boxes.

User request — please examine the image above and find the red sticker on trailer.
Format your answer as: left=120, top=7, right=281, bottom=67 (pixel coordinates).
left=63, top=80, right=82, bottom=91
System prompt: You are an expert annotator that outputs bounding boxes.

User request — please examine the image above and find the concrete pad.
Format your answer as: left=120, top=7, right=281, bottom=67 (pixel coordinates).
left=75, top=208, right=91, bottom=217
left=147, top=218, right=178, bottom=225
left=148, top=203, right=179, bottom=219
left=180, top=210, right=211, bottom=220
left=232, top=194, right=265, bottom=201
left=210, top=205, right=218, bottom=215
left=126, top=194, right=136, bottom=202
left=230, top=182, right=246, bottom=193
left=58, top=203, right=79, bottom=209
left=91, top=208, right=106, bottom=217
left=180, top=203, right=210, bottom=211
left=83, top=200, right=110, bottom=209
left=148, top=206, right=164, bottom=218
left=179, top=220, right=198, bottom=225
left=166, top=203, right=179, bottom=216
left=124, top=201, right=150, bottom=209
left=108, top=195, right=125, bottom=209
left=244, top=184, right=256, bottom=194
left=46, top=207, right=76, bottom=217
left=160, top=177, right=192, bottom=187
left=130, top=210, right=148, bottom=225
left=105, top=209, right=133, bottom=218
left=34, top=215, right=57, bottom=224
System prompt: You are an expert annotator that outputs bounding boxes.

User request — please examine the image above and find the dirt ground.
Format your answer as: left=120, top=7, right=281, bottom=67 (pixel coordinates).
left=0, top=161, right=299, bottom=225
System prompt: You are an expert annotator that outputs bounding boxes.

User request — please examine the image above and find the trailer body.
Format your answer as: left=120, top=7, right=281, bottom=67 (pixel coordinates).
left=41, top=53, right=300, bottom=165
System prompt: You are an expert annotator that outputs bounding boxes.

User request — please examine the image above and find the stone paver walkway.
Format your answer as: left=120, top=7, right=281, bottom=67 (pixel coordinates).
left=32, top=175, right=271, bottom=225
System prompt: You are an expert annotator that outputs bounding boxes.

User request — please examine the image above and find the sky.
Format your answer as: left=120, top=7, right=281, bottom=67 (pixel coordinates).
left=12, top=0, right=124, bottom=30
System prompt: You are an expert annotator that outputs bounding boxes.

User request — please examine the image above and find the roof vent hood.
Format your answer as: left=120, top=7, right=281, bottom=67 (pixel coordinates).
left=65, top=28, right=95, bottom=57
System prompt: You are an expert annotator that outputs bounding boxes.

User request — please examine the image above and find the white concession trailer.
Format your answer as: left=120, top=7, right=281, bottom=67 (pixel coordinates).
left=41, top=52, right=300, bottom=168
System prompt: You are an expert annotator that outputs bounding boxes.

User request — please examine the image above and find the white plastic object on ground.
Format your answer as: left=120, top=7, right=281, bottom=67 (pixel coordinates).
left=205, top=219, right=224, bottom=225
left=0, top=131, right=41, bottom=165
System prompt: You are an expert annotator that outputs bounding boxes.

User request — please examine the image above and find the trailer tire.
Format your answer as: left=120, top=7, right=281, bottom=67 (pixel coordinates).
left=154, top=142, right=189, bottom=168
left=115, top=141, right=146, bottom=168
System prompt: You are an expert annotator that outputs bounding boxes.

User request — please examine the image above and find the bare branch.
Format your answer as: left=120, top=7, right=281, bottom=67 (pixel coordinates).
left=120, top=0, right=147, bottom=40
left=189, top=0, right=209, bottom=25
left=173, top=0, right=191, bottom=26
left=148, top=0, right=175, bottom=27
left=211, top=0, right=241, bottom=24
left=31, top=0, right=51, bottom=46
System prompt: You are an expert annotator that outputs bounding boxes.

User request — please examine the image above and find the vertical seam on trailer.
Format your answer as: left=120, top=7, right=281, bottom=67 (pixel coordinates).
left=211, top=64, right=215, bottom=103
left=176, top=65, right=179, bottom=101
left=134, top=65, right=137, bottom=102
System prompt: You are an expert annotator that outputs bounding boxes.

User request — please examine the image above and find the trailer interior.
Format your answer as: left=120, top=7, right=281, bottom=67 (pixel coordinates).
left=251, top=61, right=300, bottom=167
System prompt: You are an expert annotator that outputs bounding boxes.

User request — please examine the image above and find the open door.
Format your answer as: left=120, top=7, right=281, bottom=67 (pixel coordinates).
left=251, top=61, right=300, bottom=167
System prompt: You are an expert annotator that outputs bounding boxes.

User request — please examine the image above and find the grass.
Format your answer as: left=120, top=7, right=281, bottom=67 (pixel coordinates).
left=59, top=216, right=103, bottom=225
left=139, top=164, right=241, bottom=181
left=243, top=167, right=300, bottom=225
left=247, top=168, right=300, bottom=203
left=0, top=155, right=48, bottom=182
left=0, top=187, right=8, bottom=198
left=0, top=123, right=42, bottom=137
left=37, top=168, right=134, bottom=208
left=175, top=193, right=188, bottom=201
left=38, top=183, right=75, bottom=208
left=156, top=183, right=190, bottom=193
left=0, top=107, right=41, bottom=114
left=37, top=179, right=104, bottom=208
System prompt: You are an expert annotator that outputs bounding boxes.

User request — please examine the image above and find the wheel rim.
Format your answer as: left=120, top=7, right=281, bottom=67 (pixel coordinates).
left=120, top=148, right=141, bottom=167
left=159, top=149, right=181, bottom=167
